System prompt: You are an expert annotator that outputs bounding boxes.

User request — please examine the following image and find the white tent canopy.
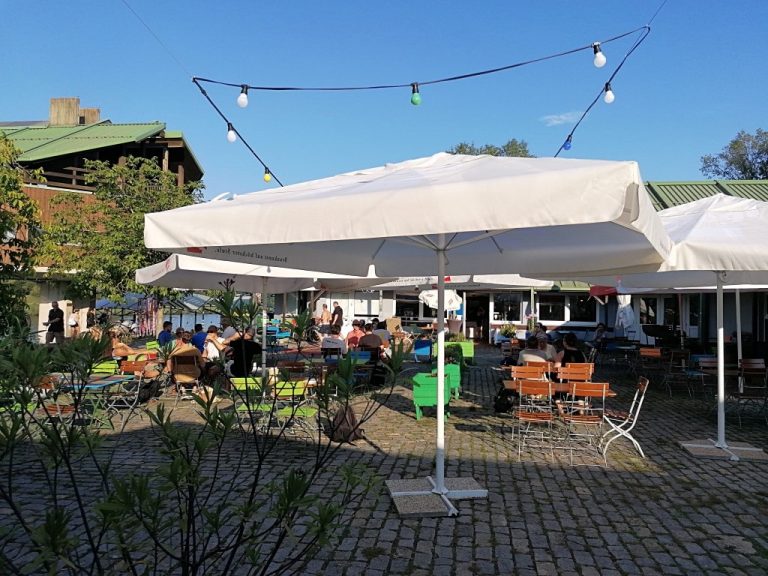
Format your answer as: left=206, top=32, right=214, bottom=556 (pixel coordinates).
left=145, top=153, right=670, bottom=279
left=136, top=253, right=391, bottom=374
left=145, top=152, right=671, bottom=505
left=371, top=274, right=553, bottom=291
left=543, top=194, right=768, bottom=453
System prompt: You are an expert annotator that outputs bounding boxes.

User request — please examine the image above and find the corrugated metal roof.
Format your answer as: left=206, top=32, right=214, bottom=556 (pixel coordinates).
left=717, top=180, right=768, bottom=202
left=552, top=281, right=590, bottom=292
left=0, top=121, right=165, bottom=161
left=645, top=180, right=768, bottom=209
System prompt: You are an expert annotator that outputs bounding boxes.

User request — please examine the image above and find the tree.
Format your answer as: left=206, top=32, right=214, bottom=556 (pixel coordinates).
left=447, top=138, right=534, bottom=158
left=39, top=156, right=204, bottom=301
left=0, top=136, right=42, bottom=332
left=700, top=129, right=768, bottom=180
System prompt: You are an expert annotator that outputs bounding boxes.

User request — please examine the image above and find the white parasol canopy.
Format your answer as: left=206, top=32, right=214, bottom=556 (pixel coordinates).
left=136, top=253, right=391, bottom=374
left=544, top=194, right=768, bottom=453
left=419, top=289, right=462, bottom=312
left=145, top=152, right=671, bottom=502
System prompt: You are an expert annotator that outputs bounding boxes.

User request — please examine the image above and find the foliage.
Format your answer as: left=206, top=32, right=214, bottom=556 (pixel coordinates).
left=0, top=290, right=404, bottom=575
left=700, top=129, right=768, bottom=180
left=281, top=309, right=315, bottom=360
left=446, top=331, right=467, bottom=342
left=0, top=137, right=43, bottom=333
left=448, top=138, right=534, bottom=158
left=445, top=343, right=465, bottom=367
left=499, top=324, right=517, bottom=338
left=39, top=156, right=204, bottom=301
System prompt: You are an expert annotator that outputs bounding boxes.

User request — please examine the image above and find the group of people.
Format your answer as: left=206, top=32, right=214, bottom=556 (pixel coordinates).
left=155, top=320, right=263, bottom=379
left=314, top=301, right=344, bottom=333
left=319, top=318, right=392, bottom=359
left=516, top=331, right=586, bottom=367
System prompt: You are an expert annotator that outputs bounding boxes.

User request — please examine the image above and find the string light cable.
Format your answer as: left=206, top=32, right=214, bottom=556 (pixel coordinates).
left=194, top=26, right=647, bottom=102
left=554, top=25, right=651, bottom=157
left=194, top=24, right=651, bottom=183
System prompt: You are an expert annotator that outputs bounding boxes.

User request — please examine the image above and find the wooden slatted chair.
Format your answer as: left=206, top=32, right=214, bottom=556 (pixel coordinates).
left=561, top=381, right=609, bottom=465
left=515, top=379, right=555, bottom=461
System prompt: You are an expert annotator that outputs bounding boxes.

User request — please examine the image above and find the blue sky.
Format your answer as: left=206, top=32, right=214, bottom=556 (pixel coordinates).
left=2, top=1, right=766, bottom=198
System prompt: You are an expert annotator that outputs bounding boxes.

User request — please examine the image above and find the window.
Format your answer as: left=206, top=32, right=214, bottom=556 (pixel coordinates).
left=538, top=294, right=565, bottom=322
left=569, top=294, right=596, bottom=322
left=493, top=293, right=521, bottom=322
left=395, top=295, right=419, bottom=320
left=639, top=297, right=657, bottom=325
left=688, top=294, right=700, bottom=327
left=663, top=296, right=679, bottom=327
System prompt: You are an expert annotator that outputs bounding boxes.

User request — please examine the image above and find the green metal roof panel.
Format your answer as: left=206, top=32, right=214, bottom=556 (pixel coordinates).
left=0, top=122, right=165, bottom=161
left=552, top=280, right=590, bottom=292
left=717, top=180, right=768, bottom=202
left=645, top=181, right=723, bottom=210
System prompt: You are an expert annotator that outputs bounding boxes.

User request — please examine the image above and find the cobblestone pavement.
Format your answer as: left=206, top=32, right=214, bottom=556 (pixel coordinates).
left=3, top=344, right=768, bottom=575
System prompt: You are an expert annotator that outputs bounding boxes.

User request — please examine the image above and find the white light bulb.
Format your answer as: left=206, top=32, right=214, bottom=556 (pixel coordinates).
left=592, top=43, right=607, bottom=68
left=237, top=92, right=248, bottom=108
left=226, top=128, right=237, bottom=143
left=594, top=52, right=606, bottom=68
left=603, top=82, right=615, bottom=104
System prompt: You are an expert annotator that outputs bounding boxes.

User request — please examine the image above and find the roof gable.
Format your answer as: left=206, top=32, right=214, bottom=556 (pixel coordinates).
left=0, top=121, right=166, bottom=162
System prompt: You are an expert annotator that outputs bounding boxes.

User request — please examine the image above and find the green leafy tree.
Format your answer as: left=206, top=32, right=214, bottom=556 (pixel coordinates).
left=700, top=129, right=768, bottom=180
left=39, top=156, right=203, bottom=301
left=448, top=138, right=534, bottom=158
left=0, top=136, right=42, bottom=332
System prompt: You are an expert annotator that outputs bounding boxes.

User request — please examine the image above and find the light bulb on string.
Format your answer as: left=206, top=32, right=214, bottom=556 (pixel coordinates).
left=603, top=82, right=615, bottom=104
left=226, top=123, right=237, bottom=143
left=263, top=168, right=272, bottom=183
left=592, top=42, right=606, bottom=68
left=237, top=85, right=249, bottom=108
left=410, top=83, right=422, bottom=106
left=563, top=135, right=573, bottom=151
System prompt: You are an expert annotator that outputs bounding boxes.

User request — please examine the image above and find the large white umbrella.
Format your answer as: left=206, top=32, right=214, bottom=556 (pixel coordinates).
left=136, top=253, right=391, bottom=375
left=145, top=152, right=671, bottom=502
left=419, top=289, right=462, bottom=312
left=545, top=194, right=768, bottom=453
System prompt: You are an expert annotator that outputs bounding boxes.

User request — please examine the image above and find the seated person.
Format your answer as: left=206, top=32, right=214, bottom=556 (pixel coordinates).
left=167, top=331, right=205, bottom=393
left=321, top=324, right=348, bottom=358
left=586, top=322, right=607, bottom=349
left=357, top=323, right=384, bottom=359
left=537, top=333, right=558, bottom=362
left=157, top=321, right=174, bottom=347
left=229, top=327, right=262, bottom=378
left=345, top=320, right=365, bottom=349
left=372, top=320, right=392, bottom=349
left=190, top=323, right=207, bottom=353
left=557, top=332, right=586, bottom=365
left=517, top=335, right=548, bottom=365
left=109, top=330, right=150, bottom=363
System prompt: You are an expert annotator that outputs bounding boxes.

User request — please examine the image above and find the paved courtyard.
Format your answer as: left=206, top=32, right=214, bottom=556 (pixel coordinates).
left=2, top=344, right=767, bottom=575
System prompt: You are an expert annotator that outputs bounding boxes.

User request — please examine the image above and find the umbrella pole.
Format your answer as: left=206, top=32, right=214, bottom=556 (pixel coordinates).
left=262, top=279, right=269, bottom=388
left=736, top=289, right=743, bottom=394
left=715, top=273, right=727, bottom=449
left=433, top=248, right=447, bottom=495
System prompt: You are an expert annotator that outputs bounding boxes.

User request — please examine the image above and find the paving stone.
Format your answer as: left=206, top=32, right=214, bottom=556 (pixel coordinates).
left=4, top=345, right=768, bottom=575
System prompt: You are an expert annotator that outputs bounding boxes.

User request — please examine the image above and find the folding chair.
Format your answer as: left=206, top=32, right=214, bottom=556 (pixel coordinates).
left=561, top=381, right=609, bottom=465
left=412, top=339, right=432, bottom=363
left=515, top=380, right=555, bottom=461
left=733, top=358, right=768, bottom=426
left=92, top=359, right=119, bottom=375
left=170, top=352, right=203, bottom=401
left=505, top=364, right=547, bottom=381
left=601, top=377, right=650, bottom=462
